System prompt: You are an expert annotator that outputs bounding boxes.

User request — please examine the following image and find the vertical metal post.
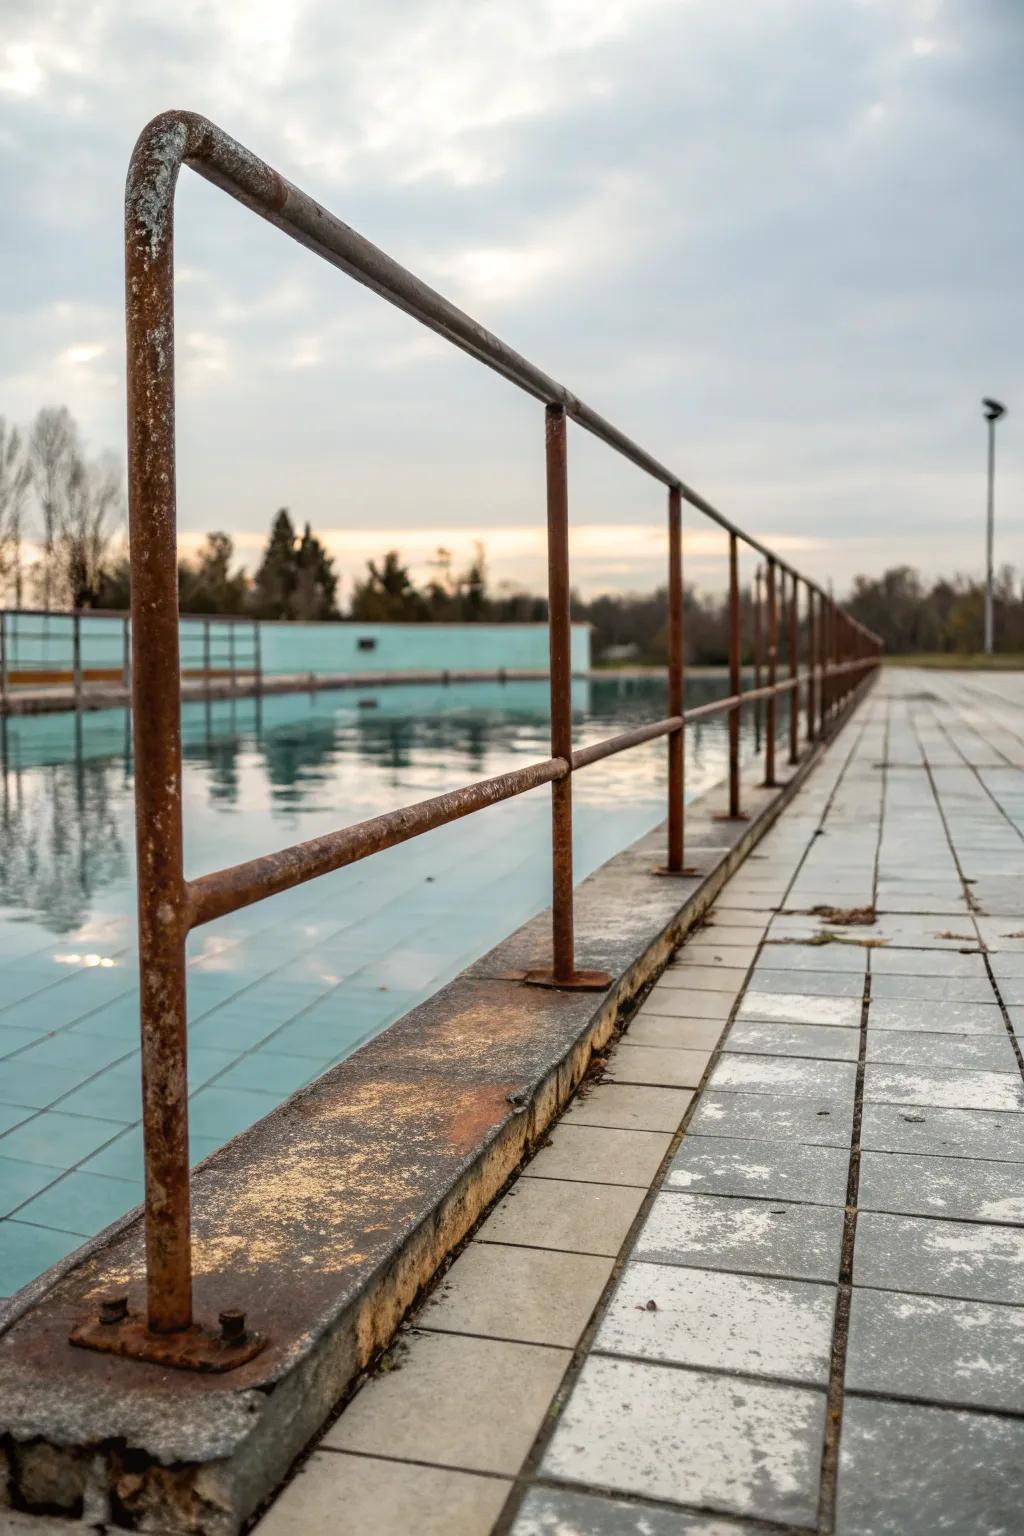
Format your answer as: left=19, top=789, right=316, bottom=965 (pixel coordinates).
left=727, top=533, right=741, bottom=818
left=125, top=126, right=192, bottom=1334
left=203, top=619, right=211, bottom=700
left=228, top=621, right=236, bottom=694
left=72, top=612, right=82, bottom=711
left=122, top=615, right=131, bottom=691
left=753, top=565, right=763, bottom=753
left=764, top=559, right=778, bottom=787
left=806, top=585, right=816, bottom=743
left=984, top=414, right=995, bottom=655
left=818, top=596, right=829, bottom=735
left=788, top=572, right=799, bottom=765
left=253, top=619, right=262, bottom=694
left=546, top=404, right=575, bottom=983
left=666, top=485, right=685, bottom=871
left=0, top=612, right=7, bottom=712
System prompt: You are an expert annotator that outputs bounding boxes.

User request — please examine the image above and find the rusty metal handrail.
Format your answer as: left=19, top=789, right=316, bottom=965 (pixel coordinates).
left=108, top=110, right=882, bottom=1363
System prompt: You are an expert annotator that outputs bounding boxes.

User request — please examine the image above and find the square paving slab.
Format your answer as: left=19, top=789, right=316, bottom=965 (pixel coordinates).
left=606, top=1045, right=711, bottom=1089
left=666, top=1135, right=850, bottom=1206
left=866, top=999, right=1007, bottom=1034
left=255, top=1453, right=510, bottom=1536
left=524, top=1124, right=672, bottom=1188
left=869, top=974, right=1000, bottom=1003
left=474, top=1176, right=647, bottom=1257
left=860, top=1103, right=1024, bottom=1161
left=853, top=1211, right=1024, bottom=1304
left=862, top=1063, right=1024, bottom=1113
left=710, top=1055, right=856, bottom=1100
left=323, top=1330, right=569, bottom=1476
left=858, top=1149, right=1024, bottom=1224
left=640, top=988, right=733, bottom=1020
left=837, top=1397, right=1024, bottom=1536
left=634, top=1190, right=844, bottom=1282
left=726, top=1020, right=860, bottom=1061
left=542, top=1355, right=826, bottom=1527
left=418, top=1241, right=612, bottom=1349
left=595, top=1260, right=835, bottom=1384
left=845, top=1287, right=1024, bottom=1413
left=745, top=968, right=864, bottom=998
left=738, top=991, right=862, bottom=1027
left=864, top=1029, right=1019, bottom=1071
left=562, top=1083, right=693, bottom=1133
left=688, top=1090, right=854, bottom=1147
left=627, top=1015, right=724, bottom=1052
left=758, top=943, right=867, bottom=974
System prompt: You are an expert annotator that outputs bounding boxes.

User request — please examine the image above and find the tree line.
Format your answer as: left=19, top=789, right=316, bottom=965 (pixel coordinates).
left=2, top=406, right=1018, bottom=657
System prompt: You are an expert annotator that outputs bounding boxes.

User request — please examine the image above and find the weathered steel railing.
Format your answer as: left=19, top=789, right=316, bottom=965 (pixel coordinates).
left=0, top=606, right=260, bottom=711
left=80, top=110, right=881, bottom=1369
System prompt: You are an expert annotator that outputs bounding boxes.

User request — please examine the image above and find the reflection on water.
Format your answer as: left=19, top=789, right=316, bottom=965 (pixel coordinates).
left=0, top=673, right=756, bottom=939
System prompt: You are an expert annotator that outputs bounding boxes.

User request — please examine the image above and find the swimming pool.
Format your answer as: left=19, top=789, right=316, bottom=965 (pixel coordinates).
left=0, top=672, right=765, bottom=1297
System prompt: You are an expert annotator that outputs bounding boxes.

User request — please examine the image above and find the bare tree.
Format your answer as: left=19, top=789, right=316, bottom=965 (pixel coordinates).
left=0, top=418, right=32, bottom=605
left=29, top=406, right=78, bottom=609
left=56, top=451, right=125, bottom=609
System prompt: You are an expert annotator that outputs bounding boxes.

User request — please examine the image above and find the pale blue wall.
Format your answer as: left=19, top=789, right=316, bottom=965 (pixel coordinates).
left=2, top=614, right=590, bottom=679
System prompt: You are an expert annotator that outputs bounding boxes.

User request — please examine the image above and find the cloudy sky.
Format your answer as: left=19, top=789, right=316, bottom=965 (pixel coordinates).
left=0, top=0, right=1020, bottom=598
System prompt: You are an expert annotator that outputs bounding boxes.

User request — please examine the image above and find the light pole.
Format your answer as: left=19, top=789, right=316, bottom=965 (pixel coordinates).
left=983, top=397, right=1006, bottom=655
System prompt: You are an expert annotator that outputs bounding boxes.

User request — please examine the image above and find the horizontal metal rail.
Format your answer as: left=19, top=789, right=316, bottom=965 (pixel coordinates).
left=107, top=109, right=883, bottom=1362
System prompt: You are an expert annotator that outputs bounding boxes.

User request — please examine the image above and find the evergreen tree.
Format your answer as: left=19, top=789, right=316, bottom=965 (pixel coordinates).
left=252, top=509, right=299, bottom=619
left=350, top=550, right=427, bottom=621
left=293, top=522, right=339, bottom=620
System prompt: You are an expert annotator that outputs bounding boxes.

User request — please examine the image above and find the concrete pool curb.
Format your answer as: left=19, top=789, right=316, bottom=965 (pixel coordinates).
left=0, top=677, right=876, bottom=1533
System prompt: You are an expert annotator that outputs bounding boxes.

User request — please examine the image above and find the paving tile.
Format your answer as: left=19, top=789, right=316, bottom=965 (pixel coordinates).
left=658, top=965, right=748, bottom=994
left=869, top=974, right=999, bottom=1003
left=758, top=943, right=866, bottom=974
left=418, top=1241, right=611, bottom=1348
left=727, top=1021, right=859, bottom=1061
left=634, top=1191, right=843, bottom=1283
left=0, top=1106, right=33, bottom=1138
left=866, top=999, right=1006, bottom=1035
left=869, top=949, right=988, bottom=979
left=710, top=1055, right=855, bottom=1100
left=853, top=1211, right=1024, bottom=1303
left=0, top=1061, right=93, bottom=1111
left=474, top=1177, right=646, bottom=1256
left=563, top=1083, right=692, bottom=1134
left=846, top=1288, right=1024, bottom=1412
left=524, top=1125, right=671, bottom=1188
left=639, top=988, right=733, bottom=1021
left=542, top=1355, right=825, bottom=1526
left=0, top=1220, right=84, bottom=1296
left=254, top=1451, right=510, bottom=1536
left=186, top=1084, right=281, bottom=1140
left=865, top=1029, right=1018, bottom=1071
left=677, top=942, right=759, bottom=968
left=862, top=1063, right=1024, bottom=1113
left=0, top=1156, right=63, bottom=1218
left=510, top=1484, right=741, bottom=1536
left=667, top=1135, right=850, bottom=1206
left=214, top=1051, right=317, bottom=1096
left=323, top=1330, right=567, bottom=1475
left=860, top=1102, right=1024, bottom=1162
left=52, top=1069, right=142, bottom=1124
left=596, top=1261, right=835, bottom=1383
left=13, top=1170, right=141, bottom=1238
left=606, top=1045, right=710, bottom=1089
left=700, top=922, right=770, bottom=943
left=738, top=991, right=862, bottom=1027
left=627, top=1015, right=723, bottom=1052
left=689, top=1091, right=853, bottom=1147
left=745, top=968, right=863, bottom=998
left=0, top=1111, right=122, bottom=1168
left=858, top=1149, right=1024, bottom=1224
left=837, top=1397, right=1024, bottom=1536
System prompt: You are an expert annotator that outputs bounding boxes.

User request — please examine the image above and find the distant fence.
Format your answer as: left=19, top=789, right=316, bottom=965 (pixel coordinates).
left=0, top=607, right=260, bottom=709
left=63, top=110, right=883, bottom=1373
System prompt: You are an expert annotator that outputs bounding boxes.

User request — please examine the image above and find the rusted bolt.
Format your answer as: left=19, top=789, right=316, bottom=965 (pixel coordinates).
left=99, top=1294, right=129, bottom=1326
left=219, top=1309, right=247, bottom=1342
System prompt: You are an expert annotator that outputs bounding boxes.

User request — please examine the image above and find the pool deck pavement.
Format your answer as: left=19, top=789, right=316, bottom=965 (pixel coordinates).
left=249, top=667, right=1024, bottom=1536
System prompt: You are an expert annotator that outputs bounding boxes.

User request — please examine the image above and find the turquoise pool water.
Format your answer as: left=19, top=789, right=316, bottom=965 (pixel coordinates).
left=0, top=674, right=755, bottom=1297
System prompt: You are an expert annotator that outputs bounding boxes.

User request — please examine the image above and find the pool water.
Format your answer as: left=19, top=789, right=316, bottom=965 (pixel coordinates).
left=0, top=673, right=767, bottom=1297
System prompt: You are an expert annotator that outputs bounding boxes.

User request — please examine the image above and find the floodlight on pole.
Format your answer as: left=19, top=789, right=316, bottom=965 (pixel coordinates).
left=982, top=398, right=1006, bottom=655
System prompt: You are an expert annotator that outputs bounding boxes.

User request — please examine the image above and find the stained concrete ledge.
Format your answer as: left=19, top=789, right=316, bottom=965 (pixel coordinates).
left=0, top=678, right=875, bottom=1533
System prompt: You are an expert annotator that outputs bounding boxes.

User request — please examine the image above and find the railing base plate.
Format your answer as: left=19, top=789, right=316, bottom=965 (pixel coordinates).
left=651, top=865, right=703, bottom=878
left=523, top=967, right=612, bottom=991
left=712, top=811, right=751, bottom=823
left=69, top=1311, right=267, bottom=1373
